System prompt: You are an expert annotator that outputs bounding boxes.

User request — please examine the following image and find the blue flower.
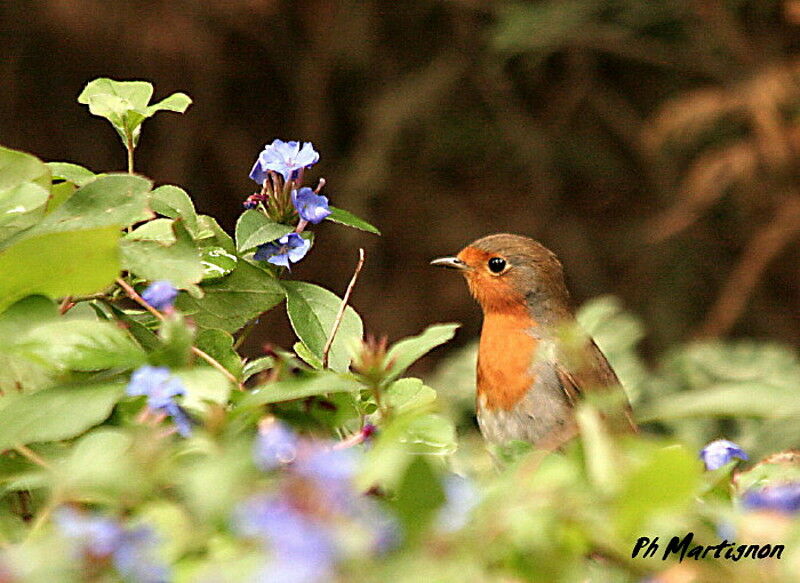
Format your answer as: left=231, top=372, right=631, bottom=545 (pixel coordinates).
left=253, top=233, right=311, bottom=269
left=55, top=508, right=170, bottom=583
left=141, top=281, right=178, bottom=311
left=291, top=188, right=331, bottom=224
left=700, top=439, right=748, bottom=471
left=250, top=140, right=319, bottom=183
left=437, top=474, right=480, bottom=533
left=234, top=496, right=336, bottom=583
left=742, top=483, right=800, bottom=514
left=126, top=366, right=193, bottom=437
left=255, top=420, right=299, bottom=471
left=293, top=446, right=361, bottom=512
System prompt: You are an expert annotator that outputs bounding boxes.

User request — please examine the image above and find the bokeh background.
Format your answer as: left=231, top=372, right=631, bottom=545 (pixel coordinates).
left=4, top=0, right=800, bottom=362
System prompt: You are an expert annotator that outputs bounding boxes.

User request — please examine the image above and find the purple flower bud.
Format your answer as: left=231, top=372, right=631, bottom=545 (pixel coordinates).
left=700, top=439, right=748, bottom=470
left=126, top=366, right=193, bottom=437
left=243, top=200, right=258, bottom=209
left=742, top=483, right=800, bottom=514
left=291, top=187, right=331, bottom=224
left=253, top=233, right=311, bottom=269
left=250, top=139, right=319, bottom=184
left=141, top=281, right=178, bottom=311
left=255, top=420, right=299, bottom=471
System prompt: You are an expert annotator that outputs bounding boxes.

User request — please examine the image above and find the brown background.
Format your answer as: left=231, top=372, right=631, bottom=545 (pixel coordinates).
left=4, top=1, right=799, bottom=365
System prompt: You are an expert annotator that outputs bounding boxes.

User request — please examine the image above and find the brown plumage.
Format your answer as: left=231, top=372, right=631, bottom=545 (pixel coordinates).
left=432, top=233, right=636, bottom=448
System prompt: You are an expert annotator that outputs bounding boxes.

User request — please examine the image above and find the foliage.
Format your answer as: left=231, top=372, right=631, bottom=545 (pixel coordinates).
left=0, top=79, right=799, bottom=583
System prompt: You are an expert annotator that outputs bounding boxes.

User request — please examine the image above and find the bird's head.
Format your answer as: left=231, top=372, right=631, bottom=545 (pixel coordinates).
left=431, top=233, right=573, bottom=322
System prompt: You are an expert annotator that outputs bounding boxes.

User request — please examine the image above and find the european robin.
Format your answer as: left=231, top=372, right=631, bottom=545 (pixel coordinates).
left=432, top=233, right=636, bottom=448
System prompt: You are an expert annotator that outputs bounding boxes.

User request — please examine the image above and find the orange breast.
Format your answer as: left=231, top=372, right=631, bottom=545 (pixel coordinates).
left=477, top=309, right=539, bottom=411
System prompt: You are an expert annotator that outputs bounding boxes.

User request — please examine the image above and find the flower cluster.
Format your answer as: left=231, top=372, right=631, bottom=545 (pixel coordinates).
left=126, top=365, right=193, bottom=437
left=55, top=507, right=168, bottom=583
left=245, top=139, right=332, bottom=269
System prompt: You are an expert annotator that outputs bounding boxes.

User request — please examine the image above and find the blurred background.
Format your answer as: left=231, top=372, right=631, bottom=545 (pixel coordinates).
left=3, top=0, right=800, bottom=362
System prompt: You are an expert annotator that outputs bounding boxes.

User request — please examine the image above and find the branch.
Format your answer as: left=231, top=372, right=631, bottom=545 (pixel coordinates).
left=322, top=248, right=365, bottom=368
left=696, top=197, right=800, bottom=338
left=115, top=278, right=245, bottom=390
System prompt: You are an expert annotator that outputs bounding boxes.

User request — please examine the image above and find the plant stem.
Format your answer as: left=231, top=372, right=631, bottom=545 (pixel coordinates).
left=14, top=444, right=52, bottom=469
left=115, top=277, right=245, bottom=390
left=126, top=133, right=135, bottom=174
left=322, top=248, right=365, bottom=368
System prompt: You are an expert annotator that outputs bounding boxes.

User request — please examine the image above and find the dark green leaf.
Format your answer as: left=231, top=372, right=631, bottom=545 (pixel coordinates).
left=0, top=226, right=120, bottom=313
left=195, top=329, right=243, bottom=379
left=235, top=210, right=293, bottom=252
left=282, top=281, right=364, bottom=373
left=176, top=260, right=284, bottom=333
left=326, top=206, right=381, bottom=235
left=0, top=382, right=125, bottom=449
left=391, top=456, right=446, bottom=544
left=200, top=246, right=238, bottom=281
left=384, top=323, right=459, bottom=382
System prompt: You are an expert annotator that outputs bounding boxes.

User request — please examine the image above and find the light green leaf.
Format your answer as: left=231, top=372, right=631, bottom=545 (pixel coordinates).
left=146, top=92, right=192, bottom=115
left=149, top=185, right=199, bottom=235
left=0, top=382, right=125, bottom=449
left=326, top=206, right=381, bottom=235
left=237, top=371, right=361, bottom=409
left=46, top=181, right=76, bottom=214
left=195, top=215, right=235, bottom=252
left=384, top=323, right=460, bottom=382
left=174, top=368, right=232, bottom=411
left=120, top=219, right=203, bottom=288
left=125, top=218, right=176, bottom=242
left=78, top=78, right=154, bottom=112
left=16, top=174, right=151, bottom=241
left=46, top=162, right=96, bottom=187
left=0, top=296, right=59, bottom=393
left=235, top=210, right=294, bottom=252
left=0, top=182, right=49, bottom=242
left=384, top=378, right=438, bottom=415
left=241, top=356, right=275, bottom=383
left=0, top=146, right=51, bottom=193
left=282, top=281, right=364, bottom=373
left=176, top=260, right=284, bottom=332
left=391, top=456, right=446, bottom=543
left=18, top=319, right=146, bottom=371
left=0, top=226, right=120, bottom=314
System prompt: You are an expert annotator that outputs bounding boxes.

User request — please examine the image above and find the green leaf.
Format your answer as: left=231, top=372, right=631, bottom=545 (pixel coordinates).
left=384, top=378, right=438, bottom=415
left=636, top=383, right=800, bottom=423
left=0, top=382, right=125, bottom=449
left=235, top=210, right=294, bottom=252
left=241, top=356, right=275, bottom=383
left=146, top=92, right=192, bottom=115
left=294, top=341, right=323, bottom=369
left=0, top=226, right=120, bottom=314
left=195, top=215, right=235, bottom=253
left=0, top=146, right=51, bottom=193
left=0, top=296, right=59, bottom=393
left=282, top=281, right=364, bottom=373
left=237, top=371, right=361, bottom=409
left=150, top=313, right=194, bottom=368
left=120, top=219, right=203, bottom=288
left=149, top=185, right=199, bottom=236
left=46, top=181, right=76, bottom=214
left=176, top=260, right=284, bottom=332
left=391, top=456, right=446, bottom=544
left=17, top=319, right=146, bottom=371
left=325, top=206, right=380, bottom=235
left=15, top=174, right=152, bottom=241
left=126, top=218, right=176, bottom=242
left=0, top=182, right=49, bottom=242
left=200, top=246, right=237, bottom=282
left=46, top=162, right=96, bottom=187
left=195, top=329, right=243, bottom=379
left=173, top=368, right=232, bottom=411
left=384, top=323, right=460, bottom=382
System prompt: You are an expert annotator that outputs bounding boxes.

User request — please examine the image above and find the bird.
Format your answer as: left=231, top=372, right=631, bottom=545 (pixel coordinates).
left=431, top=233, right=636, bottom=449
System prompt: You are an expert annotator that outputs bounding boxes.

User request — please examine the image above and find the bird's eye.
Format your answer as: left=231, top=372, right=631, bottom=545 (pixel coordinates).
left=487, top=257, right=506, bottom=274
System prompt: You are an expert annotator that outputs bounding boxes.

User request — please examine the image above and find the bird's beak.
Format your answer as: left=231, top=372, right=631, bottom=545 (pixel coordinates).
left=430, top=256, right=468, bottom=270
